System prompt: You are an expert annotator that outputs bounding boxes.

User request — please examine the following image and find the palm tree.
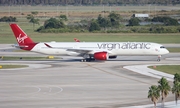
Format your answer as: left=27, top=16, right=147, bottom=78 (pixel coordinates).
left=172, top=78, right=180, bottom=105
left=158, top=77, right=171, bottom=107
left=148, top=85, right=160, bottom=108
left=174, top=73, right=180, bottom=83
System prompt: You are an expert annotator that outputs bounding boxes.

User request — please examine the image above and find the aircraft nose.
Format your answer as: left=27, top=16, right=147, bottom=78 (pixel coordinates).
left=165, top=49, right=169, bottom=54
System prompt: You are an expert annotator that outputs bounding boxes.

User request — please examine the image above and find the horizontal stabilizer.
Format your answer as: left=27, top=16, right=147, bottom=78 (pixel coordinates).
left=12, top=44, right=28, bottom=49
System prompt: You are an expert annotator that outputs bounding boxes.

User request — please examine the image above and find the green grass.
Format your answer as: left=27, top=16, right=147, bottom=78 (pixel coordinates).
left=167, top=48, right=180, bottom=52
left=1, top=22, right=180, bottom=44
left=1, top=56, right=59, bottom=60
left=0, top=65, right=28, bottom=69
left=148, top=65, right=180, bottom=75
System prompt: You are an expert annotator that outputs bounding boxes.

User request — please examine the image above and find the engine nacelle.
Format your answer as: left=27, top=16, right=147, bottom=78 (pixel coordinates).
left=94, top=52, right=108, bottom=60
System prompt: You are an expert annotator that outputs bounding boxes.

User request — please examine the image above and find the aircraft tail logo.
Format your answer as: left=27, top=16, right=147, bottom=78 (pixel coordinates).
left=17, top=34, right=28, bottom=43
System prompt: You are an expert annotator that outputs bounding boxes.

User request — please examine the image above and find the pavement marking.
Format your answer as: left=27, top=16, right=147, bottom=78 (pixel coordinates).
left=86, top=62, right=153, bottom=85
left=29, top=87, right=41, bottom=94
left=53, top=86, right=63, bottom=95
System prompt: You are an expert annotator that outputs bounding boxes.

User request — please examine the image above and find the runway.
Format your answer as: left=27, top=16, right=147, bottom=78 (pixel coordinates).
left=0, top=44, right=180, bottom=108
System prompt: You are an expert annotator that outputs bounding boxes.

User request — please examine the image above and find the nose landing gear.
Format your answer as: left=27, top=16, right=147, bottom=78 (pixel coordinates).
left=157, top=55, right=161, bottom=61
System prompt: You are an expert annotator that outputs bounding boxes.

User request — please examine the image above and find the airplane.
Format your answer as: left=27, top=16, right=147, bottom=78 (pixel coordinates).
left=10, top=23, right=169, bottom=62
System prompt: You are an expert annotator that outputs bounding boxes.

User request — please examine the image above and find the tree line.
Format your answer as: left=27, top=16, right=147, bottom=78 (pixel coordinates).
left=0, top=0, right=180, bottom=5
left=2, top=12, right=179, bottom=33
left=34, top=12, right=179, bottom=33
left=0, top=16, right=17, bottom=22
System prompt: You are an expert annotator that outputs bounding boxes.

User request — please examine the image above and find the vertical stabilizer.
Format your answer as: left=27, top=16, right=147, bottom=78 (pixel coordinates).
left=10, top=23, right=34, bottom=45
left=10, top=23, right=36, bottom=51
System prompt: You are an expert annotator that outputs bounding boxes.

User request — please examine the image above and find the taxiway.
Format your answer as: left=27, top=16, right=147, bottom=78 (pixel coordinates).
left=0, top=44, right=180, bottom=108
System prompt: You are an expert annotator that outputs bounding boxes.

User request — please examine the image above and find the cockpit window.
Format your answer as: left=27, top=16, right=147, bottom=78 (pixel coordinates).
left=160, top=46, right=165, bottom=48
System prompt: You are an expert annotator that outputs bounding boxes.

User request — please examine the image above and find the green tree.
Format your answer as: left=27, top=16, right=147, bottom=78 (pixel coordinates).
left=172, top=81, right=180, bottom=105
left=148, top=85, right=160, bottom=108
left=26, top=14, right=39, bottom=30
left=152, top=17, right=179, bottom=26
left=97, top=14, right=111, bottom=30
left=158, top=77, right=171, bottom=107
left=174, top=73, right=180, bottom=83
left=0, top=16, right=17, bottom=22
left=164, top=18, right=179, bottom=26
left=89, top=20, right=100, bottom=32
left=172, top=73, right=180, bottom=105
left=30, top=18, right=40, bottom=30
left=26, top=14, right=34, bottom=20
left=44, top=18, right=65, bottom=29
left=108, top=12, right=122, bottom=28
left=37, top=17, right=66, bottom=32
left=31, top=11, right=38, bottom=16
left=128, top=17, right=140, bottom=26
left=59, top=15, right=68, bottom=21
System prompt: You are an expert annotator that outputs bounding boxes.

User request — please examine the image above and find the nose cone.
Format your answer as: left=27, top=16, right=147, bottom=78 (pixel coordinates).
left=164, top=49, right=169, bottom=54
left=159, top=48, right=169, bottom=55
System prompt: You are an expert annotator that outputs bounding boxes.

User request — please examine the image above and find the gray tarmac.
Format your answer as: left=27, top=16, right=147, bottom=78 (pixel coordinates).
left=0, top=44, right=180, bottom=108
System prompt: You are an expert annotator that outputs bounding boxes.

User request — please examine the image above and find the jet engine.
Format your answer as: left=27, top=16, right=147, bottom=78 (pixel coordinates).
left=94, top=52, right=108, bottom=60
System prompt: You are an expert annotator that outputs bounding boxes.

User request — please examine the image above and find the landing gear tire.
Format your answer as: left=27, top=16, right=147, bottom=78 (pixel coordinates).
left=157, top=55, right=161, bottom=62
left=81, top=59, right=86, bottom=62
left=81, top=54, right=95, bottom=62
left=81, top=58, right=94, bottom=62
left=86, top=59, right=90, bottom=62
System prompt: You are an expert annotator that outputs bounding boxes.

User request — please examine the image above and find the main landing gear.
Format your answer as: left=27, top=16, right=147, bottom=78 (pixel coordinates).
left=81, top=54, right=95, bottom=62
left=157, top=55, right=161, bottom=61
left=81, top=59, right=86, bottom=62
left=81, top=58, right=95, bottom=62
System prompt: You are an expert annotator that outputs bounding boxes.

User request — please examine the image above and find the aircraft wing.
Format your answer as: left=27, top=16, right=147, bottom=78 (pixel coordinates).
left=66, top=49, right=93, bottom=54
left=44, top=43, right=93, bottom=53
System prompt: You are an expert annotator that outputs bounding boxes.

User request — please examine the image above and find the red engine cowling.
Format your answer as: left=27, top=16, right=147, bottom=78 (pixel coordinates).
left=94, top=52, right=108, bottom=60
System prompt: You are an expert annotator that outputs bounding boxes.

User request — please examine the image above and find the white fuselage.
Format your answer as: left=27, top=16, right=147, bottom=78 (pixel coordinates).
left=30, top=42, right=169, bottom=56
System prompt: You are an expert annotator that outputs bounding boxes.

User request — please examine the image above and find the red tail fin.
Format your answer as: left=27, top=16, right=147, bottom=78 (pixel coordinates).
left=10, top=23, right=34, bottom=45
left=10, top=23, right=37, bottom=51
